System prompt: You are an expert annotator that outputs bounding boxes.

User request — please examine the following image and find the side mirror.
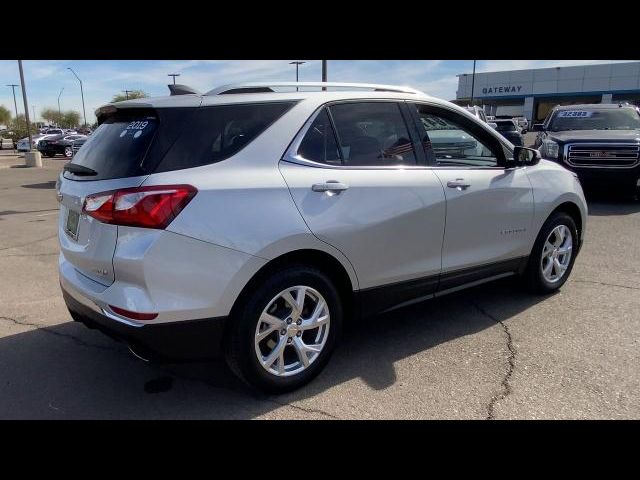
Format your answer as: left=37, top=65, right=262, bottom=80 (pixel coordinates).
left=487, top=122, right=498, bottom=129
left=513, top=146, right=541, bottom=166
left=532, top=123, right=545, bottom=132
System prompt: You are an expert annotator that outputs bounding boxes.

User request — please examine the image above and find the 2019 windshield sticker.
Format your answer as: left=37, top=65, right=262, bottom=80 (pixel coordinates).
left=119, top=120, right=151, bottom=139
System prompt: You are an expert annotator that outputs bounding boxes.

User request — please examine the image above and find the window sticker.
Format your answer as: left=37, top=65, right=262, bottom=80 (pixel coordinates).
left=119, top=120, right=153, bottom=139
left=557, top=111, right=593, bottom=118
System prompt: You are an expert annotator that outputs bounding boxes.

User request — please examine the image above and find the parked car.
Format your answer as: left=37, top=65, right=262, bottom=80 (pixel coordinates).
left=1, top=137, right=14, bottom=149
left=533, top=103, right=640, bottom=197
left=58, top=81, right=587, bottom=392
left=42, top=128, right=64, bottom=136
left=493, top=119, right=524, bottom=146
left=514, top=117, right=529, bottom=131
left=71, top=137, right=87, bottom=156
left=38, top=134, right=86, bottom=157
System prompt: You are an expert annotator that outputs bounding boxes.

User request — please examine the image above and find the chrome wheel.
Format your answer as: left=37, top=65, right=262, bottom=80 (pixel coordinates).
left=254, top=285, right=330, bottom=377
left=541, top=224, right=573, bottom=283
left=64, top=146, right=73, bottom=158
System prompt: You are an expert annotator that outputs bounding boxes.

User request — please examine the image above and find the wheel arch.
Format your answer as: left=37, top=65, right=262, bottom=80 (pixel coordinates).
left=229, top=248, right=358, bottom=325
left=549, top=201, right=584, bottom=246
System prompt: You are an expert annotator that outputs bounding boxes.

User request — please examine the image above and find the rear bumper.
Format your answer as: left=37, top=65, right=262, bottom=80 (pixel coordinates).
left=62, top=284, right=228, bottom=362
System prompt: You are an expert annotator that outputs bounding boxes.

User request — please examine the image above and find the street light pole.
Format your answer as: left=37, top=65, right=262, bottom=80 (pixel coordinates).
left=123, top=90, right=133, bottom=100
left=57, top=87, right=64, bottom=127
left=67, top=67, right=87, bottom=128
left=18, top=61, right=32, bottom=149
left=6, top=84, right=20, bottom=125
left=168, top=73, right=180, bottom=85
left=289, top=61, right=306, bottom=91
left=470, top=59, right=477, bottom=106
left=322, top=60, right=327, bottom=91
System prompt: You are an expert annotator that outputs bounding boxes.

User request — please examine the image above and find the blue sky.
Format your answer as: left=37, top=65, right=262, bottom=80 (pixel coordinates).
left=0, top=60, right=633, bottom=124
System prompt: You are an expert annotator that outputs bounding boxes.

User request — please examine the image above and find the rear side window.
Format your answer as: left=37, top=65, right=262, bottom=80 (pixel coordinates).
left=329, top=102, right=416, bottom=167
left=297, top=109, right=341, bottom=165
left=156, top=102, right=294, bottom=172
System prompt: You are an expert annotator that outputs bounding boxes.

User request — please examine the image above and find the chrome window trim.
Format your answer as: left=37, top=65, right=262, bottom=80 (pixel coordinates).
left=563, top=142, right=640, bottom=169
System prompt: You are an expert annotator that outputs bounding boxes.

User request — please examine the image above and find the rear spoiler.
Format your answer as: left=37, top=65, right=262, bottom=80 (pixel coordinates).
left=168, top=84, right=201, bottom=96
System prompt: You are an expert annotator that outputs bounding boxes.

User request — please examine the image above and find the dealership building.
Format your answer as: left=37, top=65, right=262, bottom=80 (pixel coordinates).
left=455, top=61, right=640, bottom=123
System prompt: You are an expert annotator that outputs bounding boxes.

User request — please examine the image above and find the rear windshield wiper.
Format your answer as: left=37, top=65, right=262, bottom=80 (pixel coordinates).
left=63, top=163, right=98, bottom=176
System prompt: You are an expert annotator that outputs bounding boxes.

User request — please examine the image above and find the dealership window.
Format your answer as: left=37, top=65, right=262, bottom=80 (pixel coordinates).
left=413, top=105, right=500, bottom=167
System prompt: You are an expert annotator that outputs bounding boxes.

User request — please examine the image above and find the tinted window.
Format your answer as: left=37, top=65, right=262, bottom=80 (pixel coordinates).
left=67, top=109, right=159, bottom=180
left=66, top=102, right=293, bottom=181
left=549, top=108, right=640, bottom=131
left=329, top=102, right=416, bottom=166
left=156, top=102, right=294, bottom=172
left=297, top=109, right=341, bottom=165
left=415, top=105, right=499, bottom=167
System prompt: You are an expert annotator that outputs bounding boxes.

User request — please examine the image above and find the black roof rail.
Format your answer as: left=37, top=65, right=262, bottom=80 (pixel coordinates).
left=168, top=84, right=201, bottom=96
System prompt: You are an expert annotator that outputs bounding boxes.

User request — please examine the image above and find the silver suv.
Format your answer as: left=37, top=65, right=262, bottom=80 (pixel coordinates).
left=57, top=82, right=587, bottom=392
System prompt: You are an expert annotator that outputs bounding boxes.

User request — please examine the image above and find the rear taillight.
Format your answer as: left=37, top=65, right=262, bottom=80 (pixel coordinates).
left=108, top=305, right=158, bottom=321
left=83, top=184, right=197, bottom=229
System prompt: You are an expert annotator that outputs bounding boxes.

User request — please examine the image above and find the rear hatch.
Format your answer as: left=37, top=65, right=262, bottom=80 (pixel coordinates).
left=58, top=104, right=196, bottom=286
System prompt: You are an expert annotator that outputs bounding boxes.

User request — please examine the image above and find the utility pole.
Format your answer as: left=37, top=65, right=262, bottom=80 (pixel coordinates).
left=18, top=61, right=32, bottom=149
left=57, top=87, right=64, bottom=126
left=322, top=60, right=327, bottom=91
left=32, top=105, right=36, bottom=125
left=470, top=60, right=477, bottom=106
left=6, top=84, right=20, bottom=126
left=123, top=90, right=133, bottom=100
left=168, top=73, right=180, bottom=85
left=289, top=61, right=306, bottom=91
left=67, top=67, right=87, bottom=128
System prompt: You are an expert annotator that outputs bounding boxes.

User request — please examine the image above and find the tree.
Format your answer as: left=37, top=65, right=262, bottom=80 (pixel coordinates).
left=0, top=105, right=11, bottom=127
left=62, top=111, right=81, bottom=128
left=41, top=108, right=62, bottom=126
left=112, top=90, right=148, bottom=103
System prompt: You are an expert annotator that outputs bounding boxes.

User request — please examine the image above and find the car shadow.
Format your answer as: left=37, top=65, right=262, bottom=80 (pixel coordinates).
left=0, top=278, right=554, bottom=419
left=21, top=181, right=56, bottom=190
left=584, top=190, right=640, bottom=216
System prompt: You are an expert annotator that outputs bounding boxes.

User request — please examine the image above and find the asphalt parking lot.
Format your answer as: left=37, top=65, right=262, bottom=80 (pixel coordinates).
left=1, top=151, right=639, bottom=419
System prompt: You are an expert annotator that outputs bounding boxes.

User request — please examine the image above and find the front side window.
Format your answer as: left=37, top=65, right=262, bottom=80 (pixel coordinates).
left=414, top=105, right=501, bottom=167
left=328, top=102, right=417, bottom=167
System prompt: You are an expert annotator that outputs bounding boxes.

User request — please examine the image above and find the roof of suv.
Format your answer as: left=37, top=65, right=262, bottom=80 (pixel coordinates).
left=98, top=82, right=438, bottom=113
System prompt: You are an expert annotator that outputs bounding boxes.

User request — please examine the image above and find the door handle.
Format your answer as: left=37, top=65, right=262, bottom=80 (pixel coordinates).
left=312, top=181, right=349, bottom=194
left=446, top=179, right=471, bottom=191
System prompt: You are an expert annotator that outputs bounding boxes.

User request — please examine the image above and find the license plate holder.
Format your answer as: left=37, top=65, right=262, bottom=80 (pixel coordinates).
left=65, top=209, right=80, bottom=240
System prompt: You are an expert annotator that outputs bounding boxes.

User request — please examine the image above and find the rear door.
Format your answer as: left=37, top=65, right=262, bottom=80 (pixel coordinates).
left=408, top=102, right=534, bottom=284
left=279, top=101, right=446, bottom=305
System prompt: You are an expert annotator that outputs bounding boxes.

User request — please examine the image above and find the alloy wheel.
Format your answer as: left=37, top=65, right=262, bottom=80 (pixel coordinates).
left=254, top=285, right=330, bottom=377
left=541, top=224, right=573, bottom=283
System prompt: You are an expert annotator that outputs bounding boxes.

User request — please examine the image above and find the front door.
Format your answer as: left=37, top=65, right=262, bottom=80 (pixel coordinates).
left=409, top=102, right=535, bottom=286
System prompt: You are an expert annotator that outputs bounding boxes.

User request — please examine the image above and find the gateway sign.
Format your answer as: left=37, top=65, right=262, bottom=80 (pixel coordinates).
left=482, top=85, right=523, bottom=95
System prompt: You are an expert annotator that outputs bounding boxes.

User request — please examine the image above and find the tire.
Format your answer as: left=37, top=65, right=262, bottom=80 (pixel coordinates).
left=64, top=146, right=73, bottom=158
left=225, top=265, right=342, bottom=393
left=523, top=212, right=578, bottom=294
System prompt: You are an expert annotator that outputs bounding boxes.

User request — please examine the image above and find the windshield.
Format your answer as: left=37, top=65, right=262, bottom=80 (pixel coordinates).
left=549, top=108, right=640, bottom=131
left=494, top=122, right=517, bottom=132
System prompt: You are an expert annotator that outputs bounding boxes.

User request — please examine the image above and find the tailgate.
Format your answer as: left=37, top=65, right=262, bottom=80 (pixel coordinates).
left=58, top=174, right=148, bottom=286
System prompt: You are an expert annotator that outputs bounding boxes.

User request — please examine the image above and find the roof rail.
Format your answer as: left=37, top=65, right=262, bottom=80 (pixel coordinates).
left=205, top=82, right=424, bottom=96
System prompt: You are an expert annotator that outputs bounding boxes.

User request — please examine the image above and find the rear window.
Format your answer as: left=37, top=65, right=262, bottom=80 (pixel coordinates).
left=66, top=102, right=295, bottom=181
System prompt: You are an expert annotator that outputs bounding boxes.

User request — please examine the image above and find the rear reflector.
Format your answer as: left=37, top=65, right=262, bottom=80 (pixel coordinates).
left=83, top=184, right=197, bottom=229
left=109, top=305, right=158, bottom=321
